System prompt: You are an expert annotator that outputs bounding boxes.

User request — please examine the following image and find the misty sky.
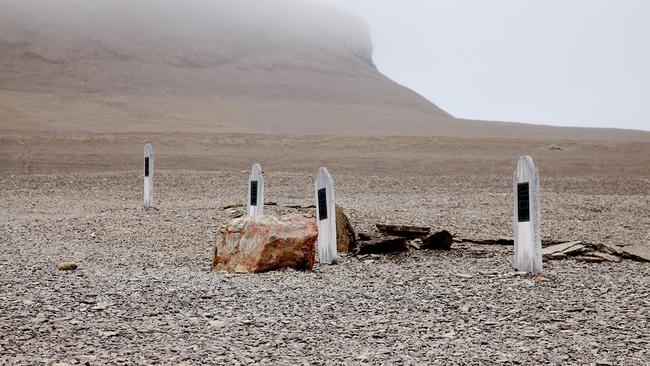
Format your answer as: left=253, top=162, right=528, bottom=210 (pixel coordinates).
left=317, top=0, right=649, bottom=131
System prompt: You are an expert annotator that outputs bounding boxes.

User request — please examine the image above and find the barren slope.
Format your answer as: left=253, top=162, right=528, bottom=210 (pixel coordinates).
left=0, top=0, right=647, bottom=141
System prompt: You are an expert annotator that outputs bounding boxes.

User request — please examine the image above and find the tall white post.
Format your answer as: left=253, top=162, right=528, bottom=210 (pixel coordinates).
left=315, top=167, right=337, bottom=264
left=247, top=164, right=264, bottom=217
left=513, top=155, right=542, bottom=274
left=144, top=143, right=153, bottom=209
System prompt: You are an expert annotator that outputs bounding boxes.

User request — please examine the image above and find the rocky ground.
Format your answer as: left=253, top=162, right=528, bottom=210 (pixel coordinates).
left=1, top=168, right=648, bottom=365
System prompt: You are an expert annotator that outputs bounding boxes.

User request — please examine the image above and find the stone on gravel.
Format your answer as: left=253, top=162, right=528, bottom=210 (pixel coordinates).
left=213, top=215, right=317, bottom=273
left=335, top=205, right=356, bottom=253
left=356, top=236, right=408, bottom=255
left=421, top=230, right=453, bottom=250
left=57, top=262, right=78, bottom=271
left=620, top=244, right=650, bottom=262
left=375, top=224, right=430, bottom=239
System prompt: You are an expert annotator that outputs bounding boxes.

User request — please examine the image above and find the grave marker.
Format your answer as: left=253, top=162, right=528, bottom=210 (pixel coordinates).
left=315, top=167, right=337, bottom=264
left=513, top=156, right=542, bottom=274
left=247, top=164, right=264, bottom=217
left=144, top=143, right=153, bottom=209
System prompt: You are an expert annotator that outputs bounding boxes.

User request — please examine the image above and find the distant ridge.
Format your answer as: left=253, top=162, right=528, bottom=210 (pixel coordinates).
left=0, top=0, right=648, bottom=142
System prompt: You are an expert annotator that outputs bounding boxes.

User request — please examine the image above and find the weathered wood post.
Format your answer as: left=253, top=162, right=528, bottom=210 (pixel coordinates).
left=247, top=164, right=264, bottom=217
left=144, top=143, right=153, bottom=209
left=513, top=155, right=542, bottom=274
left=315, top=167, right=337, bottom=264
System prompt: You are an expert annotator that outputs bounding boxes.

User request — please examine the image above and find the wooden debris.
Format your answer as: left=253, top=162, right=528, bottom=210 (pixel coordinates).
left=421, top=230, right=453, bottom=250
left=357, top=232, right=380, bottom=241
left=542, top=241, right=584, bottom=258
left=375, top=224, right=430, bottom=239
left=575, top=256, right=606, bottom=263
left=285, top=204, right=316, bottom=209
left=222, top=203, right=243, bottom=210
left=590, top=251, right=622, bottom=263
left=620, top=245, right=650, bottom=262
left=595, top=242, right=625, bottom=256
left=356, top=236, right=408, bottom=255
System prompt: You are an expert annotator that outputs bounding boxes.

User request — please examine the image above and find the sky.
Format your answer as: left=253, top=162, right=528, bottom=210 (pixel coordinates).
left=317, top=0, right=650, bottom=131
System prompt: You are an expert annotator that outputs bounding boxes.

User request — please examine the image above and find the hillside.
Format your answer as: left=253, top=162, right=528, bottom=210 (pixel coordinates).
left=0, top=0, right=648, bottom=141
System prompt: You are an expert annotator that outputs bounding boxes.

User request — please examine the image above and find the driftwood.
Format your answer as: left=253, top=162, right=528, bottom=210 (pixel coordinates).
left=421, top=230, right=453, bottom=250
left=375, top=224, right=431, bottom=239
left=355, top=236, right=408, bottom=255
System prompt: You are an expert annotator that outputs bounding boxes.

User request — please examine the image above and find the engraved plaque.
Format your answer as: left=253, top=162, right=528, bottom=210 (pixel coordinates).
left=144, top=157, right=150, bottom=177
left=250, top=180, right=258, bottom=206
left=517, top=182, right=530, bottom=222
left=317, top=188, right=328, bottom=221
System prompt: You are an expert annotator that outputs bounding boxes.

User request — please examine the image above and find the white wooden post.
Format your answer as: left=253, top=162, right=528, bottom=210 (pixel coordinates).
left=513, top=155, right=542, bottom=274
left=144, top=143, right=153, bottom=209
left=315, top=167, right=337, bottom=264
left=247, top=164, right=264, bottom=217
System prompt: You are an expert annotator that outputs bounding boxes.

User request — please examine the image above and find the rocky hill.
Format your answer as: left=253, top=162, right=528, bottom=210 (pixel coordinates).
left=0, top=0, right=647, bottom=141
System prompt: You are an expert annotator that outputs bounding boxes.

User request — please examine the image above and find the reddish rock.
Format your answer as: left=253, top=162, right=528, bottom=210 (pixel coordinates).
left=213, top=215, right=317, bottom=273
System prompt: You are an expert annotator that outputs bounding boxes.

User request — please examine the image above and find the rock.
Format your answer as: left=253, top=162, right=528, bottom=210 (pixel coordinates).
left=375, top=224, right=430, bottom=239
left=421, top=230, right=453, bottom=250
left=92, top=302, right=110, bottom=310
left=213, top=215, right=317, bottom=273
left=620, top=244, right=650, bottom=262
left=57, top=262, right=78, bottom=271
left=548, top=145, right=563, bottom=151
left=335, top=205, right=356, bottom=253
left=356, top=236, right=408, bottom=255
left=532, top=273, right=551, bottom=281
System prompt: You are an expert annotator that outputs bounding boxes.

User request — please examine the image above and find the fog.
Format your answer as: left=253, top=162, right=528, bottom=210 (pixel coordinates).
left=1, top=0, right=648, bottom=130
left=316, top=0, right=650, bottom=130
left=0, top=0, right=371, bottom=59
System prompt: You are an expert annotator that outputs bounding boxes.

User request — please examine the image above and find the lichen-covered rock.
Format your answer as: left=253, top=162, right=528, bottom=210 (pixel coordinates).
left=336, top=205, right=356, bottom=253
left=213, top=215, right=317, bottom=273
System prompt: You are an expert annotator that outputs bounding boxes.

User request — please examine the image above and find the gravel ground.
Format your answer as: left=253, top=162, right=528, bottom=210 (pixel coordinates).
left=1, top=169, right=648, bottom=365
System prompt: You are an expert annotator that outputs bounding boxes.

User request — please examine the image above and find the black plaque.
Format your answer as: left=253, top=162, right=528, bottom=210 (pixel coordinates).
left=250, top=181, right=258, bottom=206
left=517, top=182, right=530, bottom=223
left=317, top=188, right=328, bottom=221
left=144, top=157, right=150, bottom=177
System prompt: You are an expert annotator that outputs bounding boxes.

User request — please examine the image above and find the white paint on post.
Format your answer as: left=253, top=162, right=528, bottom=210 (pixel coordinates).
left=247, top=164, right=264, bottom=217
left=315, top=167, right=337, bottom=264
left=513, top=155, right=542, bottom=274
left=144, top=143, right=153, bottom=209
